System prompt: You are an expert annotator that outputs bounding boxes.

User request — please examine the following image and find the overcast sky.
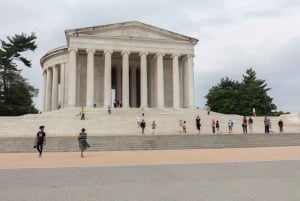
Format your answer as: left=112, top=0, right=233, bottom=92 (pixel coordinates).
left=1, top=0, right=299, bottom=113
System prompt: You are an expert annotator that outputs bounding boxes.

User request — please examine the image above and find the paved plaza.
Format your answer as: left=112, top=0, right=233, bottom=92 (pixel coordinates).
left=1, top=146, right=300, bottom=200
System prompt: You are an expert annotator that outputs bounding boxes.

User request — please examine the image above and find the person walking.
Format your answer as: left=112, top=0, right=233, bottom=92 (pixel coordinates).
left=248, top=116, right=253, bottom=133
left=152, top=121, right=156, bottom=134
left=140, top=119, right=146, bottom=134
left=78, top=128, right=90, bottom=157
left=211, top=119, right=216, bottom=134
left=242, top=116, right=248, bottom=134
left=80, top=107, right=86, bottom=120
left=278, top=119, right=284, bottom=133
left=108, top=105, right=112, bottom=114
left=195, top=115, right=201, bottom=134
left=34, top=125, right=46, bottom=157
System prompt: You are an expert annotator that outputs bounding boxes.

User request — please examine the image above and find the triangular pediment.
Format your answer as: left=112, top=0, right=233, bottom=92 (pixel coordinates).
left=65, top=21, right=198, bottom=43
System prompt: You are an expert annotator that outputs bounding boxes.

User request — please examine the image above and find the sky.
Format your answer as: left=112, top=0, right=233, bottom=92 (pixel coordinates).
left=1, top=0, right=299, bottom=113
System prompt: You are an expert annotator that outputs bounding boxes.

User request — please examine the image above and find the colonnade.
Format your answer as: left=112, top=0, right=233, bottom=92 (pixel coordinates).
left=43, top=48, right=195, bottom=112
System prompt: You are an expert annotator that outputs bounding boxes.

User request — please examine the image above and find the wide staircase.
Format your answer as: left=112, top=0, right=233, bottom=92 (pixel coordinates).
left=0, top=108, right=299, bottom=152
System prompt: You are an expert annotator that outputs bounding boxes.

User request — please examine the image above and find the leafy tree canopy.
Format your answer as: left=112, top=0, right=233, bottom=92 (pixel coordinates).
left=0, top=33, right=38, bottom=116
left=205, top=68, right=277, bottom=116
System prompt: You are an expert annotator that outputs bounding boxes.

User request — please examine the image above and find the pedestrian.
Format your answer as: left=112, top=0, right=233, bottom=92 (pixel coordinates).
left=183, top=121, right=187, bottom=133
left=152, top=121, right=156, bottom=134
left=242, top=116, right=248, bottom=134
left=252, top=108, right=256, bottom=117
left=80, top=107, right=86, bottom=120
left=108, top=105, right=111, bottom=114
left=228, top=120, right=234, bottom=133
left=216, top=120, right=220, bottom=134
left=140, top=119, right=146, bottom=134
left=178, top=120, right=183, bottom=133
left=141, top=107, right=145, bottom=117
left=248, top=116, right=253, bottom=133
left=264, top=116, right=270, bottom=134
left=78, top=128, right=90, bottom=158
left=136, top=116, right=141, bottom=128
left=207, top=106, right=211, bottom=115
left=195, top=115, right=201, bottom=134
left=211, top=119, right=216, bottom=134
left=278, top=119, right=284, bottom=133
left=34, top=125, right=46, bottom=157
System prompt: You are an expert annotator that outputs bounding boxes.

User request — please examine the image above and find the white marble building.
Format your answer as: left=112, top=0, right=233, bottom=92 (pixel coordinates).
left=40, top=21, right=198, bottom=111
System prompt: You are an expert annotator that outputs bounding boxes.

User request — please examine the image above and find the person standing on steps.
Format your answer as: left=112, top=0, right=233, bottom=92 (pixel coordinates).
left=278, top=119, right=284, bottom=133
left=216, top=120, right=220, bottom=134
left=152, top=121, right=156, bottom=134
left=248, top=116, right=253, bottom=133
left=141, top=107, right=145, bottom=117
left=183, top=121, right=187, bottom=133
left=211, top=119, right=216, bottom=134
left=242, top=116, right=248, bottom=134
left=34, top=125, right=46, bottom=157
left=195, top=115, right=201, bottom=134
left=108, top=105, right=112, bottom=114
left=78, top=128, right=90, bottom=158
left=80, top=107, right=86, bottom=120
left=228, top=120, right=234, bottom=133
left=140, top=119, right=146, bottom=134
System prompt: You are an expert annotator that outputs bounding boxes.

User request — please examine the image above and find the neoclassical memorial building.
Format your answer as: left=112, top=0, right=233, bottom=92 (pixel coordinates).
left=40, top=21, right=198, bottom=111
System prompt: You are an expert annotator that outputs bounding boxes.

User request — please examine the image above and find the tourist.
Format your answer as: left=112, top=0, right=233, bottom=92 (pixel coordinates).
left=108, top=105, right=111, bottom=114
left=77, top=128, right=90, bottom=158
left=195, top=115, right=201, bottom=134
left=278, top=119, right=284, bottom=133
left=207, top=106, right=211, bottom=115
left=178, top=120, right=183, bottom=133
left=248, top=116, right=253, bottom=133
left=136, top=116, right=141, bottom=128
left=228, top=120, right=234, bottom=133
left=113, top=100, right=117, bottom=108
left=216, top=120, right=220, bottom=134
left=152, top=121, right=156, bottom=134
left=264, top=116, right=270, bottom=134
left=34, top=125, right=46, bottom=157
left=242, top=116, right=248, bottom=134
left=140, top=119, right=146, bottom=134
left=211, top=119, right=216, bottom=134
left=141, top=107, right=145, bottom=117
left=80, top=107, right=86, bottom=120
left=252, top=108, right=256, bottom=117
left=183, top=121, right=187, bottom=133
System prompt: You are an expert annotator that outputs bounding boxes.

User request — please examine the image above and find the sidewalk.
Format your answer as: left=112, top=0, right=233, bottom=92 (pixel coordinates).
left=1, top=146, right=300, bottom=169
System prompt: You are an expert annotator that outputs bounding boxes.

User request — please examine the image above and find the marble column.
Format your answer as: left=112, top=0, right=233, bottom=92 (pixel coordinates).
left=187, top=54, right=195, bottom=107
left=68, top=48, right=77, bottom=107
left=104, top=50, right=113, bottom=107
left=156, top=53, right=165, bottom=108
left=130, top=66, right=137, bottom=107
left=121, top=51, right=130, bottom=108
left=59, top=63, right=65, bottom=108
left=52, top=65, right=59, bottom=110
left=46, top=67, right=52, bottom=111
left=139, top=52, right=148, bottom=108
left=86, top=49, right=95, bottom=107
left=116, top=66, right=122, bottom=104
left=42, top=71, right=47, bottom=112
left=172, top=54, right=180, bottom=108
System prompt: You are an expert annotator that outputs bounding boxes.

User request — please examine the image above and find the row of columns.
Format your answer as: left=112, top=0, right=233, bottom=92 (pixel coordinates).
left=43, top=49, right=195, bottom=111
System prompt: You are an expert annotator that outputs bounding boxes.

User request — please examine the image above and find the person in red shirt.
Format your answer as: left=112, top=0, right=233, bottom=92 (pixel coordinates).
left=242, top=116, right=248, bottom=134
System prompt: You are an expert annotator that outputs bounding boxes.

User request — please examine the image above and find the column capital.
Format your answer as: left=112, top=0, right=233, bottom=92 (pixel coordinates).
left=86, top=48, right=96, bottom=54
left=68, top=48, right=78, bottom=52
left=156, top=52, right=165, bottom=57
left=104, top=49, right=113, bottom=54
left=139, top=51, right=148, bottom=57
left=121, top=51, right=131, bottom=56
left=171, top=53, right=181, bottom=58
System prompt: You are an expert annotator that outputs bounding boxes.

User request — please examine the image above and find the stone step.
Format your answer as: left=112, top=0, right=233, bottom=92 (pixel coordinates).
left=1, top=133, right=300, bottom=153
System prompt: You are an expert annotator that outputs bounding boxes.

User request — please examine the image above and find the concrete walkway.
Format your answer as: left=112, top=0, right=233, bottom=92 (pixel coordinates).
left=1, top=146, right=300, bottom=169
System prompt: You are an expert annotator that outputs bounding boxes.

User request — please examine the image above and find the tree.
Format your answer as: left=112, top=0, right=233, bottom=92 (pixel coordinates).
left=0, top=33, right=38, bottom=116
left=205, top=68, right=277, bottom=116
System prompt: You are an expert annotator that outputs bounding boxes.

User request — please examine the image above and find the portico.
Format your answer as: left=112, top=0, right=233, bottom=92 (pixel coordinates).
left=40, top=21, right=198, bottom=111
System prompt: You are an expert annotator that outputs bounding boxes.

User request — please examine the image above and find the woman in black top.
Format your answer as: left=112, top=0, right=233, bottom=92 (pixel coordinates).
left=78, top=128, right=90, bottom=157
left=195, top=115, right=201, bottom=134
